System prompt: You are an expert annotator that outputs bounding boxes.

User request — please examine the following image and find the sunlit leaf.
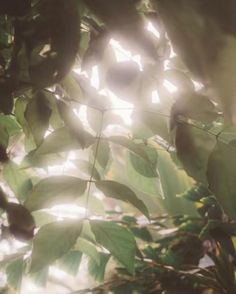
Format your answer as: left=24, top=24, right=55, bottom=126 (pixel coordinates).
left=30, top=220, right=82, bottom=273
left=90, top=220, right=136, bottom=274
left=75, top=238, right=100, bottom=265
left=95, top=180, right=149, bottom=218
left=25, top=176, right=87, bottom=211
left=75, top=159, right=101, bottom=180
left=108, top=136, right=150, bottom=162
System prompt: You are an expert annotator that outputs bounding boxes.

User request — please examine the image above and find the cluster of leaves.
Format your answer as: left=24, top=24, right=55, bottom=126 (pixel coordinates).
left=0, top=0, right=236, bottom=293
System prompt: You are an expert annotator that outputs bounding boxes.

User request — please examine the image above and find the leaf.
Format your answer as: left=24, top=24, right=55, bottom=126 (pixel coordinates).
left=30, top=267, right=49, bottom=288
left=0, top=114, right=21, bottom=136
left=95, top=180, right=149, bottom=218
left=30, top=220, right=82, bottom=273
left=107, top=136, right=150, bottom=162
left=88, top=252, right=110, bottom=282
left=75, top=238, right=100, bottom=265
left=25, top=176, right=88, bottom=211
left=3, top=161, right=32, bottom=201
left=129, top=145, right=158, bottom=178
left=179, top=184, right=211, bottom=202
left=0, top=80, right=14, bottom=114
left=57, top=250, right=82, bottom=276
left=25, top=91, right=52, bottom=146
left=75, top=159, right=101, bottom=180
left=35, top=127, right=82, bottom=155
left=6, top=258, right=24, bottom=291
left=170, top=93, right=219, bottom=129
left=92, top=139, right=110, bottom=169
left=207, top=141, right=236, bottom=220
left=90, top=220, right=136, bottom=274
left=57, top=101, right=95, bottom=148
left=174, top=123, right=216, bottom=184
left=163, top=69, right=194, bottom=93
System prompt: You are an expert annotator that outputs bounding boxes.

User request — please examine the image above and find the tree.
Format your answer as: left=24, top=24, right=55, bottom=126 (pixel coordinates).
left=0, top=0, right=236, bottom=293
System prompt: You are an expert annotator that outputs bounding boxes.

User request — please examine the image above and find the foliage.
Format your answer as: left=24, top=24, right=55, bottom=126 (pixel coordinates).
left=0, top=0, right=236, bottom=293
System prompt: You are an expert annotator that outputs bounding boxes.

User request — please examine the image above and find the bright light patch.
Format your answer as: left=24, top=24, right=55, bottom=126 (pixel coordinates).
left=163, top=79, right=178, bottom=93
left=50, top=204, right=86, bottom=219
left=90, top=65, right=100, bottom=89
left=151, top=90, right=161, bottom=104
left=192, top=80, right=204, bottom=91
left=73, top=66, right=89, bottom=78
left=100, top=88, right=133, bottom=126
left=73, top=105, right=87, bottom=125
left=147, top=21, right=160, bottom=39
left=109, top=39, right=143, bottom=71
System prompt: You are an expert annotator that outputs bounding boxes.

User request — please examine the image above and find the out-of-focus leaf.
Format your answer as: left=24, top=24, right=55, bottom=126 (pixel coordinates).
left=21, top=150, right=65, bottom=168
left=29, top=267, right=49, bottom=288
left=25, top=176, right=87, bottom=211
left=0, top=80, right=14, bottom=114
left=108, top=136, right=150, bottom=162
left=35, top=127, right=83, bottom=155
left=3, top=161, right=32, bottom=201
left=6, top=258, right=24, bottom=291
left=96, top=180, right=149, bottom=218
left=170, top=93, right=219, bottom=129
left=84, top=0, right=157, bottom=61
left=174, top=123, right=216, bottom=184
left=30, top=221, right=82, bottom=273
left=88, top=252, right=110, bottom=282
left=129, top=145, right=158, bottom=178
left=57, top=101, right=95, bottom=148
left=92, top=139, right=110, bottom=169
left=57, top=250, right=82, bottom=276
left=179, top=184, right=211, bottom=202
left=207, top=141, right=236, bottom=220
left=75, top=159, right=101, bottom=180
left=25, top=92, right=52, bottom=146
left=163, top=69, right=194, bottom=93
left=75, top=238, right=100, bottom=265
left=90, top=220, right=136, bottom=274
left=0, top=115, right=21, bottom=137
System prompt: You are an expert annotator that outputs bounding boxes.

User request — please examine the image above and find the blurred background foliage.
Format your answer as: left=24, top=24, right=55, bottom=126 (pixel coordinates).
left=0, top=0, right=236, bottom=293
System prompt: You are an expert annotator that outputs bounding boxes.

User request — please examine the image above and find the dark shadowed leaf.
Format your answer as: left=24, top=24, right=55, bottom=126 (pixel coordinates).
left=25, top=176, right=87, bottom=211
left=30, top=220, right=82, bottom=273
left=95, top=180, right=149, bottom=218
left=90, top=220, right=136, bottom=274
left=207, top=141, right=236, bottom=220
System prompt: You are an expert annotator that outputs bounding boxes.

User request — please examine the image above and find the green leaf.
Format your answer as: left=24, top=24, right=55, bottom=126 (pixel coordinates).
left=25, top=91, right=52, bottom=146
left=25, top=176, right=88, bottom=211
left=107, top=136, right=150, bottom=162
left=57, top=250, right=82, bottom=276
left=75, top=238, right=100, bottom=265
left=6, top=258, right=24, bottom=291
left=35, top=127, right=82, bottom=155
left=29, top=267, right=49, bottom=288
left=30, top=220, right=82, bottom=273
left=129, top=145, right=158, bottom=178
left=57, top=100, right=95, bottom=148
left=75, top=159, right=101, bottom=180
left=174, top=123, right=216, bottom=184
left=95, top=180, right=149, bottom=218
left=3, top=161, right=32, bottom=201
left=92, top=139, right=110, bottom=169
left=207, top=141, right=236, bottom=220
left=0, top=114, right=21, bottom=136
left=90, top=220, right=136, bottom=274
left=88, top=252, right=110, bottom=282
